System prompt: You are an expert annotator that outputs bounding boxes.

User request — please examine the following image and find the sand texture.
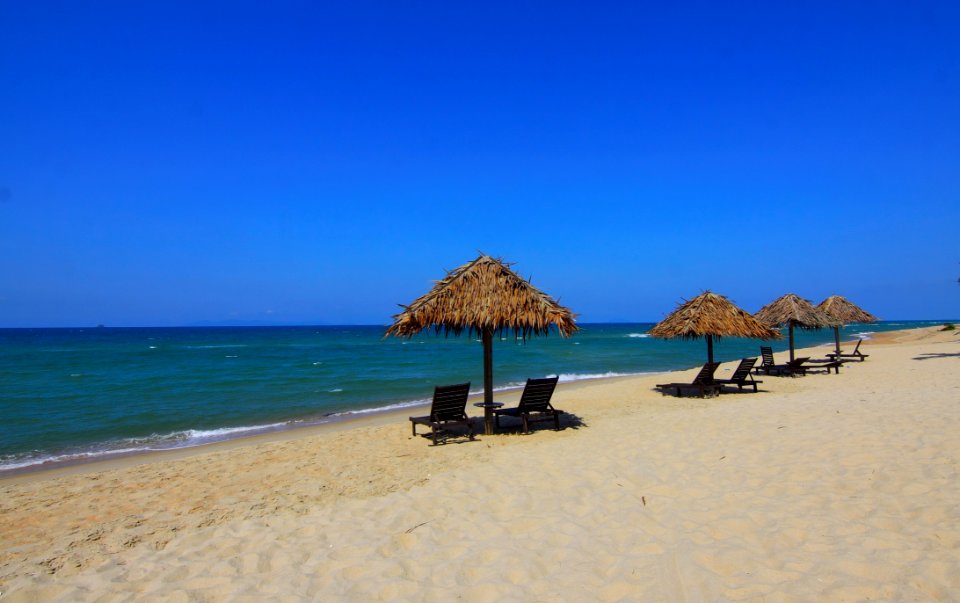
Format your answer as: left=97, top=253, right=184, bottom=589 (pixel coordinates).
left=2, top=326, right=959, bottom=601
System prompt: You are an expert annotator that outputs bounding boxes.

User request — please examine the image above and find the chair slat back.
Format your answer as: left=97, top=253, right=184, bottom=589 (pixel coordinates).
left=730, top=357, right=758, bottom=381
left=517, top=376, right=559, bottom=412
left=694, top=362, right=721, bottom=384
left=759, top=346, right=775, bottom=367
left=430, top=382, right=471, bottom=421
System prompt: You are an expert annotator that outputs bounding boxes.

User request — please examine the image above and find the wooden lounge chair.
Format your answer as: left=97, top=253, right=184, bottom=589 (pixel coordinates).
left=713, top=357, right=762, bottom=392
left=754, top=347, right=777, bottom=375
left=410, top=382, right=474, bottom=445
left=755, top=347, right=809, bottom=377
left=656, top=362, right=722, bottom=398
left=801, top=358, right=844, bottom=374
left=778, top=357, right=811, bottom=377
left=493, top=376, right=563, bottom=433
left=826, top=338, right=869, bottom=362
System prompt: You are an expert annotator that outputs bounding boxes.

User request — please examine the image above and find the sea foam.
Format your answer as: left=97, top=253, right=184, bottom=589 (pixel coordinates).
left=0, top=421, right=293, bottom=473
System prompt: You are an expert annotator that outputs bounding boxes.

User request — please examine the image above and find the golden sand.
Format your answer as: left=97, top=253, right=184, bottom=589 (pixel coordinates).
left=1, top=326, right=958, bottom=601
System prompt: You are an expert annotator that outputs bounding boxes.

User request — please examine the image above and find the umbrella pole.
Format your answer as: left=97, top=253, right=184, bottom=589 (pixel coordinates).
left=482, top=328, right=494, bottom=436
left=834, top=326, right=841, bottom=355
left=706, top=335, right=714, bottom=364
left=789, top=324, right=795, bottom=362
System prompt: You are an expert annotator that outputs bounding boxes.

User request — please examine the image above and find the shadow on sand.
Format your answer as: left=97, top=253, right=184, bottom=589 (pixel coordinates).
left=489, top=412, right=586, bottom=436
left=912, top=352, right=960, bottom=361
left=411, top=412, right=587, bottom=444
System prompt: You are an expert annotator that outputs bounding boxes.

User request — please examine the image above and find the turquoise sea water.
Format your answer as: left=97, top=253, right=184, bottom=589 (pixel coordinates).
left=0, top=321, right=945, bottom=473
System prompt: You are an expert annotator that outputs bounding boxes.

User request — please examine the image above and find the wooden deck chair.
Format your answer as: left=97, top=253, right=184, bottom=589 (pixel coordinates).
left=755, top=346, right=777, bottom=375
left=755, top=347, right=809, bottom=377
left=778, top=357, right=812, bottom=377
left=656, top=362, right=722, bottom=398
left=713, top=357, right=762, bottom=392
left=801, top=358, right=844, bottom=374
left=493, top=376, right=563, bottom=433
left=826, top=338, right=869, bottom=362
left=410, top=382, right=474, bottom=445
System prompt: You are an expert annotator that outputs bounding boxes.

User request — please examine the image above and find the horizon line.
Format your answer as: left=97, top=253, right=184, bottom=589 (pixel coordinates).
left=0, top=319, right=952, bottom=331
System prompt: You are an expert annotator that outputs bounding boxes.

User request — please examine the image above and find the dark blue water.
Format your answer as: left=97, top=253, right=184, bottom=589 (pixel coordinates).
left=0, top=321, right=943, bottom=472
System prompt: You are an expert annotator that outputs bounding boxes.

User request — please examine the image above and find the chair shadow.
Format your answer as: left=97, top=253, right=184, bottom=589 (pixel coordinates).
left=717, top=387, right=769, bottom=395
left=651, top=387, right=720, bottom=398
left=913, top=352, right=960, bottom=361
left=412, top=428, right=478, bottom=445
left=484, top=412, right=587, bottom=436
left=652, top=384, right=771, bottom=397
left=412, top=413, right=588, bottom=444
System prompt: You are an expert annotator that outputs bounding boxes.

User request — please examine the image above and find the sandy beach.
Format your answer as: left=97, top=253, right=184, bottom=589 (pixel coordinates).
left=2, top=326, right=958, bottom=601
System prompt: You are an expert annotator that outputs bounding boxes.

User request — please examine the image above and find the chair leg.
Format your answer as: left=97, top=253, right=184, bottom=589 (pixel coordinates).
left=431, top=425, right=439, bottom=445
left=522, top=414, right=529, bottom=433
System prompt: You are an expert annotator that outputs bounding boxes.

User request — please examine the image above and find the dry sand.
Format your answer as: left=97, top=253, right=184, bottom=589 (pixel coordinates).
left=1, top=326, right=958, bottom=601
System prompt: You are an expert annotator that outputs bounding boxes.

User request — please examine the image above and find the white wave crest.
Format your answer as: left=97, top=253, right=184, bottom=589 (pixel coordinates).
left=0, top=421, right=293, bottom=473
left=331, top=397, right=431, bottom=416
left=557, top=371, right=640, bottom=382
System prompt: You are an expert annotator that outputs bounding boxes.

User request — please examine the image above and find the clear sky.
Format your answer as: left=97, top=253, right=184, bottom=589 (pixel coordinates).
left=2, top=1, right=958, bottom=327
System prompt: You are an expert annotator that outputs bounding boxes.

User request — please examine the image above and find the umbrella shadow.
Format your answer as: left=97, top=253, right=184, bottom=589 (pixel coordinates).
left=913, top=352, right=960, bottom=361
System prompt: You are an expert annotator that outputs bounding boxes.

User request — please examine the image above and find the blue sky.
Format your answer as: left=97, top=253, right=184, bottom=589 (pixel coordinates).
left=1, top=1, right=958, bottom=327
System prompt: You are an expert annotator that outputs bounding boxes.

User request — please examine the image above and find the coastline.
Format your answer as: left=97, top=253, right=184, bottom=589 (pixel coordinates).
left=2, top=321, right=931, bottom=478
left=0, top=325, right=933, bottom=482
left=0, top=369, right=659, bottom=484
left=2, top=325, right=958, bottom=600
left=0, top=371, right=654, bottom=480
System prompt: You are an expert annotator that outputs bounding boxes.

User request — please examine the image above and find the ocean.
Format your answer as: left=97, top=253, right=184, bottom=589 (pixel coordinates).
left=0, top=320, right=944, bottom=473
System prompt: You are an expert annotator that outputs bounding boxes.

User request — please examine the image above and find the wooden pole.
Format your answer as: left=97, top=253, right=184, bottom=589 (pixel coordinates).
left=788, top=323, right=796, bottom=362
left=706, top=335, right=714, bottom=364
left=833, top=326, right=841, bottom=355
left=482, top=328, right=494, bottom=435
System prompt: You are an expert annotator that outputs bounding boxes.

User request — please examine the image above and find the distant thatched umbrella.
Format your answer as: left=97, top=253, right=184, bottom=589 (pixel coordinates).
left=385, top=254, right=578, bottom=435
left=649, top=291, right=780, bottom=364
left=755, top=293, right=840, bottom=361
left=817, top=295, right=879, bottom=355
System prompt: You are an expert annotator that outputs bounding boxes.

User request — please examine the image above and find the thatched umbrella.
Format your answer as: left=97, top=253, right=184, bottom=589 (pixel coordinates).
left=755, top=293, right=840, bottom=362
left=817, top=295, right=879, bottom=355
left=385, top=254, right=578, bottom=435
left=649, top=291, right=780, bottom=364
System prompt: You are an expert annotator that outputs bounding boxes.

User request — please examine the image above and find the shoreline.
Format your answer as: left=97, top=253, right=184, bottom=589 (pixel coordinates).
left=2, top=325, right=958, bottom=599
left=0, top=369, right=658, bottom=486
left=1, top=322, right=943, bottom=478
left=0, top=371, right=657, bottom=481
left=1, top=324, right=936, bottom=482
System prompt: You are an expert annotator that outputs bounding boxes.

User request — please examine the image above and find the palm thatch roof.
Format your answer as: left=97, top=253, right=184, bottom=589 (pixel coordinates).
left=649, top=291, right=780, bottom=341
left=385, top=255, right=578, bottom=339
left=817, top=295, right=878, bottom=324
left=755, top=293, right=840, bottom=330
